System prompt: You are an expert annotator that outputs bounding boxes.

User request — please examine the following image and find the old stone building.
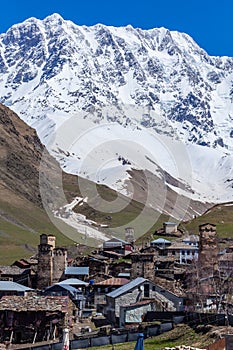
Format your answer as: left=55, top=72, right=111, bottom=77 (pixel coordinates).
left=105, top=277, right=184, bottom=325
left=198, top=223, right=218, bottom=276
left=37, top=234, right=67, bottom=289
left=131, top=253, right=156, bottom=280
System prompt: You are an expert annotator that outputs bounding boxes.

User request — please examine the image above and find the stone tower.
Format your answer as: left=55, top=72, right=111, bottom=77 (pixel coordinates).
left=53, top=247, right=68, bottom=284
left=37, top=234, right=54, bottom=289
left=131, top=253, right=156, bottom=280
left=125, top=227, right=135, bottom=244
left=37, top=234, right=67, bottom=289
left=198, top=223, right=218, bottom=276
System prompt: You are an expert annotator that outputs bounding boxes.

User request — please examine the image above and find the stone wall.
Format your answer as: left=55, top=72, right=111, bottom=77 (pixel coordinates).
left=131, top=253, right=156, bottom=280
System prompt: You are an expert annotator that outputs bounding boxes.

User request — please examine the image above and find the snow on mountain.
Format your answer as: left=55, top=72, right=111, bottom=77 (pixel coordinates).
left=0, top=13, right=233, bottom=212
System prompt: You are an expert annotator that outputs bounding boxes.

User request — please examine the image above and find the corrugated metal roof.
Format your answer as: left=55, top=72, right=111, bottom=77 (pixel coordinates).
left=106, top=277, right=146, bottom=298
left=0, top=281, right=33, bottom=292
left=65, top=266, right=89, bottom=275
left=58, top=278, right=88, bottom=286
left=118, top=273, right=131, bottom=277
left=45, top=284, right=78, bottom=293
left=151, top=238, right=171, bottom=244
left=103, top=237, right=128, bottom=247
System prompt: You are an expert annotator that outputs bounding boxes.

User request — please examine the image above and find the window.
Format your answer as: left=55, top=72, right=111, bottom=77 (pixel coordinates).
left=144, top=284, right=150, bottom=298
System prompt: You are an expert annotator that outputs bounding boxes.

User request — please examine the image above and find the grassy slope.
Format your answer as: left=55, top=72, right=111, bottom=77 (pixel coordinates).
left=0, top=197, right=76, bottom=264
left=2, top=179, right=233, bottom=265
left=0, top=165, right=171, bottom=264
left=63, top=173, right=171, bottom=241
left=90, top=324, right=226, bottom=350
left=0, top=172, right=171, bottom=264
left=180, top=202, right=233, bottom=238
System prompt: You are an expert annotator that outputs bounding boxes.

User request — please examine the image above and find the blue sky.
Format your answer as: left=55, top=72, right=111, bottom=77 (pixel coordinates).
left=1, top=0, right=232, bottom=57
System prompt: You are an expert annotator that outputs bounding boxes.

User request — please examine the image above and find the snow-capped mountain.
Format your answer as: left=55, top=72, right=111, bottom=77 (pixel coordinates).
left=1, top=13, right=233, bottom=214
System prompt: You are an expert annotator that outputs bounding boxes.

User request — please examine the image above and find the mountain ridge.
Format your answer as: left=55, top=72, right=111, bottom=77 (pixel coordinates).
left=0, top=14, right=233, bottom=212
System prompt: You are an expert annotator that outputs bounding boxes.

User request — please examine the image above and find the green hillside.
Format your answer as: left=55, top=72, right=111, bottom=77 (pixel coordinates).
left=180, top=202, right=233, bottom=239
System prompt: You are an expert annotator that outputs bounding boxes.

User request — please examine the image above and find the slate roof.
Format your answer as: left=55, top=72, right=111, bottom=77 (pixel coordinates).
left=106, top=277, right=146, bottom=298
left=0, top=296, right=70, bottom=312
left=0, top=266, right=29, bottom=275
left=65, top=266, right=89, bottom=275
left=0, top=281, right=33, bottom=292
left=57, top=278, right=88, bottom=286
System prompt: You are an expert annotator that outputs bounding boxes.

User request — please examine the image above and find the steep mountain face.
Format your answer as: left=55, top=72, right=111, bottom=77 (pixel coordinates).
left=0, top=14, right=233, bottom=209
left=0, top=103, right=48, bottom=206
left=0, top=103, right=77, bottom=263
left=1, top=13, right=233, bottom=148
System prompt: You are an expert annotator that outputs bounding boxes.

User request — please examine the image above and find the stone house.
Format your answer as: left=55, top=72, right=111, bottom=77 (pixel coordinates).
left=103, top=237, right=133, bottom=256
left=77, top=255, right=109, bottom=277
left=218, top=251, right=233, bottom=277
left=93, top=277, right=129, bottom=305
left=12, top=258, right=38, bottom=269
left=131, top=253, right=156, bottom=280
left=166, top=241, right=198, bottom=264
left=119, top=299, right=155, bottom=327
left=43, top=283, right=86, bottom=311
left=0, top=265, right=35, bottom=287
left=105, top=277, right=183, bottom=325
left=109, top=260, right=131, bottom=277
left=163, top=222, right=178, bottom=234
left=0, top=295, right=75, bottom=345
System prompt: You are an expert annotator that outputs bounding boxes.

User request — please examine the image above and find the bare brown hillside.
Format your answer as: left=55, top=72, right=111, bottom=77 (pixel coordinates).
left=0, top=103, right=60, bottom=207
